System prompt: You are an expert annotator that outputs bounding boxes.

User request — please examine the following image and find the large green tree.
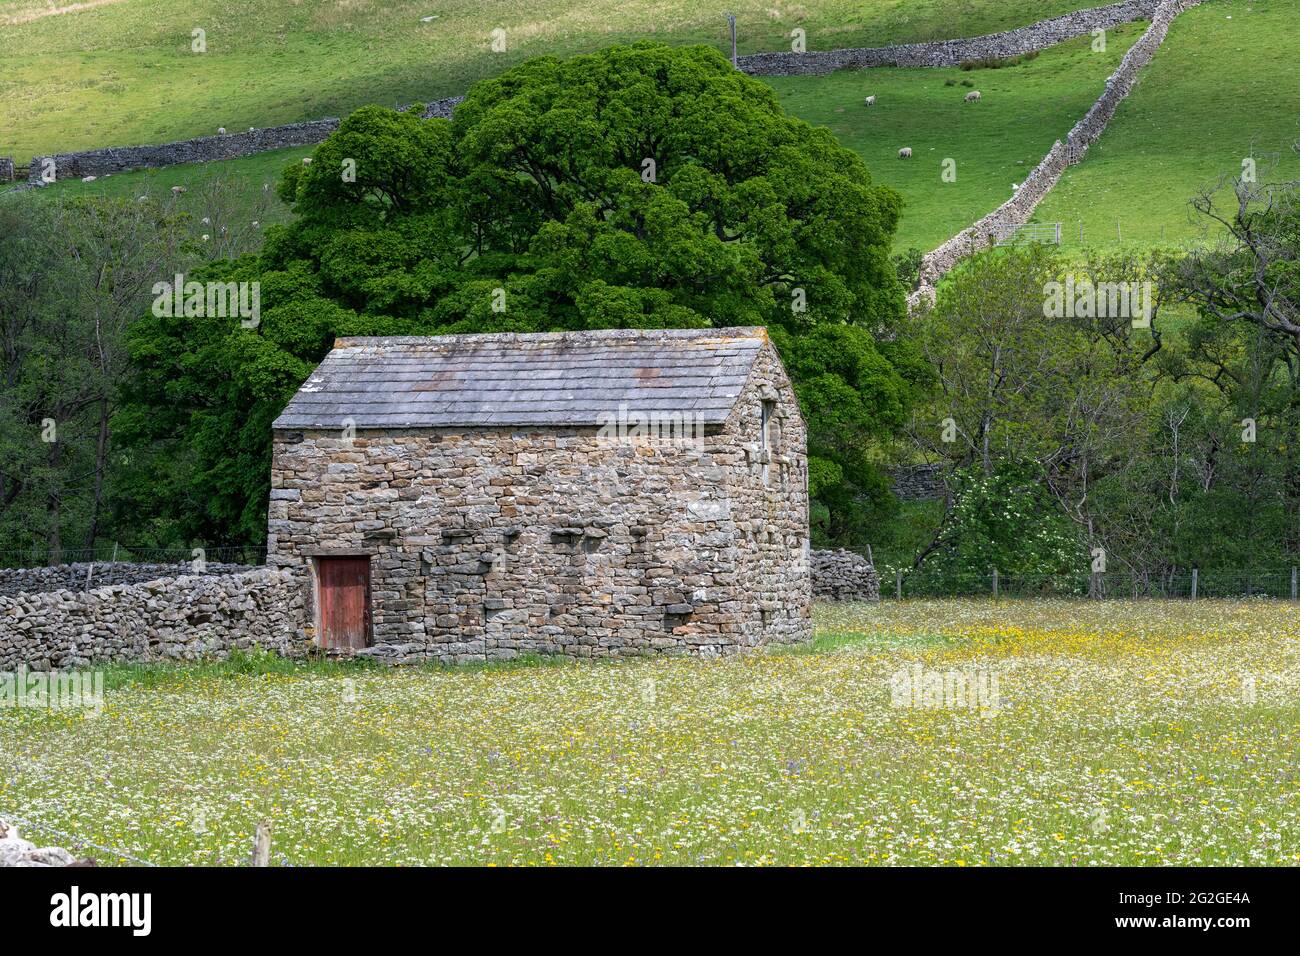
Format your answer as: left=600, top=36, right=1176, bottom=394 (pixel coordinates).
left=119, top=42, right=926, bottom=547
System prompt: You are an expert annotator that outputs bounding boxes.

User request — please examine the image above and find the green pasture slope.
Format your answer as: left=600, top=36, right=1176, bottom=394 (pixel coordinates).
left=1034, top=0, right=1300, bottom=249
left=26, top=21, right=1147, bottom=253
left=0, top=0, right=1111, bottom=161
left=764, top=23, right=1145, bottom=252
left=10, top=0, right=1294, bottom=258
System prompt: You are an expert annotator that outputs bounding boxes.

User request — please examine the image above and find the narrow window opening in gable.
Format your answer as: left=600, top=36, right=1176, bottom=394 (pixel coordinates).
left=760, top=400, right=776, bottom=451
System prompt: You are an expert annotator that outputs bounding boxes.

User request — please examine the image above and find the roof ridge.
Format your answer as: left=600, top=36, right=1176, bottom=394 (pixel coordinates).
left=333, top=326, right=769, bottom=349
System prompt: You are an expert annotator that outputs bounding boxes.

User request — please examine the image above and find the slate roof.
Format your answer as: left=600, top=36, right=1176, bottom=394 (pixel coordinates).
left=271, top=327, right=769, bottom=430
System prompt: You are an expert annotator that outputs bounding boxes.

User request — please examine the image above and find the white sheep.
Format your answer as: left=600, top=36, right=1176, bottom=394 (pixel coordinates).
left=864, top=95, right=876, bottom=106
left=1011, top=183, right=1021, bottom=193
left=218, top=127, right=226, bottom=135
left=898, top=147, right=912, bottom=159
left=965, top=90, right=982, bottom=103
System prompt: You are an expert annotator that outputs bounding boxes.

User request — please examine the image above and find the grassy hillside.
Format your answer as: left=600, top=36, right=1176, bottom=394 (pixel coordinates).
left=0, top=0, right=1113, bottom=160
left=1033, top=0, right=1300, bottom=249
left=30, top=142, right=311, bottom=230
left=18, top=1, right=1293, bottom=258
left=765, top=23, right=1145, bottom=252
left=28, top=24, right=1146, bottom=254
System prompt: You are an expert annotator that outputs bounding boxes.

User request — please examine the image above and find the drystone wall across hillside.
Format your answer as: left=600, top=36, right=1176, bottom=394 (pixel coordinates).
left=22, top=98, right=463, bottom=185
left=737, top=0, right=1159, bottom=74
left=908, top=0, right=1207, bottom=307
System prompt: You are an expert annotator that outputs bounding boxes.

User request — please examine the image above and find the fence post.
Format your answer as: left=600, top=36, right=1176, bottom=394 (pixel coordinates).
left=726, top=14, right=738, bottom=68
left=991, top=568, right=999, bottom=599
left=1291, top=567, right=1297, bottom=600
left=1191, top=567, right=1198, bottom=601
left=252, top=822, right=271, bottom=867
left=84, top=562, right=94, bottom=591
left=895, top=569, right=903, bottom=600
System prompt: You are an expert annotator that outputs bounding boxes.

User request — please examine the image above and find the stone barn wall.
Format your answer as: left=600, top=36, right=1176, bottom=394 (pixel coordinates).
left=0, top=569, right=306, bottom=671
left=269, top=345, right=810, bottom=662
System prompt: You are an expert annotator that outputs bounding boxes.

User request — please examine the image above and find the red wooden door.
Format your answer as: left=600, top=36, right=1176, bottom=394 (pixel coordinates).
left=317, top=557, right=371, bottom=650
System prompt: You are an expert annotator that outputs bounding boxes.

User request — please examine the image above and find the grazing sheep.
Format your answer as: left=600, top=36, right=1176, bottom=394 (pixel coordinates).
left=898, top=147, right=912, bottom=159
left=217, top=127, right=226, bottom=134
left=171, top=185, right=187, bottom=194
left=965, top=90, right=982, bottom=103
left=864, top=95, right=876, bottom=106
left=1011, top=183, right=1021, bottom=193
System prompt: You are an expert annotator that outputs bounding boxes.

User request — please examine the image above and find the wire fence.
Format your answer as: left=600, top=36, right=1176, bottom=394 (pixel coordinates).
left=0, top=544, right=267, bottom=570
left=1, top=810, right=159, bottom=867
left=883, top=568, right=1300, bottom=600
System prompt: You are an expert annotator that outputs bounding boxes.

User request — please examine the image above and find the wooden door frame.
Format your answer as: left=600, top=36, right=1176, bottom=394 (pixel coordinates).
left=310, top=551, right=373, bottom=650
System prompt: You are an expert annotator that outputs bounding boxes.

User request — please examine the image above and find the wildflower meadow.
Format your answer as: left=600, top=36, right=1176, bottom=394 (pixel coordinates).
left=4, top=599, right=1295, bottom=866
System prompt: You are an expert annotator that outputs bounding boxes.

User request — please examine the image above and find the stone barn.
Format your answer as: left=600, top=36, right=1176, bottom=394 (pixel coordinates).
left=268, top=327, right=810, bottom=663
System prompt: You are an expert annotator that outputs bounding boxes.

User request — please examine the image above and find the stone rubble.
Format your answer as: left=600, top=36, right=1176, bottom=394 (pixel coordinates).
left=0, top=820, right=89, bottom=868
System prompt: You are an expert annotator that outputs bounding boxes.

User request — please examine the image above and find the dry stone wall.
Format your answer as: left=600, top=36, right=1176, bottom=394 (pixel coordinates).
left=909, top=0, right=1206, bottom=308
left=811, top=549, right=881, bottom=602
left=0, top=562, right=256, bottom=598
left=889, top=464, right=947, bottom=502
left=0, top=568, right=306, bottom=671
left=24, top=97, right=463, bottom=185
left=737, top=0, right=1159, bottom=74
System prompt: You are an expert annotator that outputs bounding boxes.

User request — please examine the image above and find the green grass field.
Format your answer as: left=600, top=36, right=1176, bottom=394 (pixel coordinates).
left=9, top=0, right=1295, bottom=258
left=25, top=22, right=1147, bottom=252
left=30, top=142, right=310, bottom=232
left=765, top=23, right=1145, bottom=251
left=0, top=0, right=1111, bottom=162
left=1033, top=0, right=1300, bottom=249
left=3, top=599, right=1295, bottom=866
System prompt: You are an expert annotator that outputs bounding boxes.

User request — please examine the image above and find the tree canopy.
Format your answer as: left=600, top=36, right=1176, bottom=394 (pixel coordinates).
left=119, top=41, right=926, bottom=547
